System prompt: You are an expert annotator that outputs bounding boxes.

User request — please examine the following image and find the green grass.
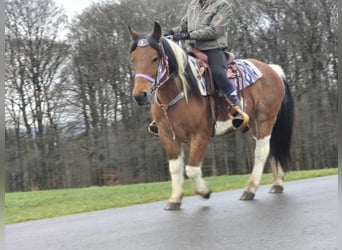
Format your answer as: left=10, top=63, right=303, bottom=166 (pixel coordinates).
left=5, top=168, right=337, bottom=224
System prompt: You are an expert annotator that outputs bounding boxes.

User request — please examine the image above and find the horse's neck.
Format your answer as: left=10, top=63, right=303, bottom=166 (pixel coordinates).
left=155, top=76, right=183, bottom=104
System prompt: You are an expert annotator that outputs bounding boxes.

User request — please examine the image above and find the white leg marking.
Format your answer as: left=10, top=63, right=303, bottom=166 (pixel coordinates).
left=186, top=165, right=210, bottom=195
left=270, top=157, right=284, bottom=187
left=246, top=135, right=271, bottom=193
left=215, top=120, right=233, bottom=136
left=169, top=155, right=184, bottom=202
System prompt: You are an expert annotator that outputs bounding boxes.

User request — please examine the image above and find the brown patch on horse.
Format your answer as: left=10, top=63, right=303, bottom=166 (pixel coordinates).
left=241, top=59, right=285, bottom=139
left=130, top=45, right=160, bottom=100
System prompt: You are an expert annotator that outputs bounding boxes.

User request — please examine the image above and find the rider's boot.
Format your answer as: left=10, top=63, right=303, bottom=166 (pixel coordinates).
left=228, top=93, right=250, bottom=132
left=148, top=120, right=158, bottom=136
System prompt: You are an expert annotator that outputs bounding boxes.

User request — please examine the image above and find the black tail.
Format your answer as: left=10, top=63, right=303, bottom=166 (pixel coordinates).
left=270, top=78, right=294, bottom=171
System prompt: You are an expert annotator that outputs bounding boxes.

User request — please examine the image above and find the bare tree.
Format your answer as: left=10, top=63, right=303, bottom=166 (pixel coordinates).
left=5, top=0, right=69, bottom=190
left=5, top=0, right=337, bottom=191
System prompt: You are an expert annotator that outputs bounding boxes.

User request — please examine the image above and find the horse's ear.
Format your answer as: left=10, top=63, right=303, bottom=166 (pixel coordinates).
left=151, top=21, right=162, bottom=42
left=128, top=26, right=139, bottom=40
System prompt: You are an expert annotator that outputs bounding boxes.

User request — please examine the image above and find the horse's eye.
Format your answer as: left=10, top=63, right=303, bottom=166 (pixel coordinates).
left=152, top=57, right=159, bottom=64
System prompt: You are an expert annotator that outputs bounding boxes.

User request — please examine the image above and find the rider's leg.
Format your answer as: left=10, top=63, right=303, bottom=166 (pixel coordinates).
left=204, top=48, right=249, bottom=129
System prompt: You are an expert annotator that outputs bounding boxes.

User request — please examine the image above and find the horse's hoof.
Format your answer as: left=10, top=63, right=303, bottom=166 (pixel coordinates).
left=269, top=185, right=284, bottom=193
left=164, top=202, right=181, bottom=210
left=240, top=191, right=255, bottom=200
left=197, top=190, right=211, bottom=199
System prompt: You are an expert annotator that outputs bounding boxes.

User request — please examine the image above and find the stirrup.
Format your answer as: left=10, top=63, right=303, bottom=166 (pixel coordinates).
left=148, top=120, right=159, bottom=136
left=232, top=106, right=249, bottom=131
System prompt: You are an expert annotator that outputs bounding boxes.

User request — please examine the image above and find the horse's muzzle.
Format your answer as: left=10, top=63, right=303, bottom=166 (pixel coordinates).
left=133, top=91, right=151, bottom=106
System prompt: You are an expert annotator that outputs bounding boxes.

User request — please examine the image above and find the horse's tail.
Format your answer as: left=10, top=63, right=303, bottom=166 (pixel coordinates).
left=269, top=64, right=294, bottom=171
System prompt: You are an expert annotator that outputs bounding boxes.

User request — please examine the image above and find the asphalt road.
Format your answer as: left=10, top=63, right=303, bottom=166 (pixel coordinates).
left=5, top=175, right=338, bottom=250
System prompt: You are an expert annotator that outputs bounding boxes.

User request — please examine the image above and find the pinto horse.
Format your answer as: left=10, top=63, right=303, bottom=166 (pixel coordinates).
left=128, top=22, right=293, bottom=210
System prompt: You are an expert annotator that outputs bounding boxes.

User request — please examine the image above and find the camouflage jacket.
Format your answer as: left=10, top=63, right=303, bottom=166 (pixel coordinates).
left=173, top=0, right=233, bottom=51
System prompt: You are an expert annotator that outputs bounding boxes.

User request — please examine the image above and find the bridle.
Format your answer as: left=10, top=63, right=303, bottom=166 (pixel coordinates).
left=133, top=37, right=185, bottom=140
left=133, top=37, right=185, bottom=107
left=134, top=38, right=174, bottom=89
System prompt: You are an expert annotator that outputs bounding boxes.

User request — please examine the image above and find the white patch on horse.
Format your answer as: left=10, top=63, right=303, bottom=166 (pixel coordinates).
left=186, top=165, right=209, bottom=195
left=215, top=120, right=233, bottom=136
left=246, top=135, right=271, bottom=193
left=169, top=155, right=184, bottom=202
left=269, top=64, right=286, bottom=79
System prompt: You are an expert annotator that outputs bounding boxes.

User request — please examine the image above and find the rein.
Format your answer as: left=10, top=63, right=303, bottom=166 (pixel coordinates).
left=154, top=91, right=184, bottom=140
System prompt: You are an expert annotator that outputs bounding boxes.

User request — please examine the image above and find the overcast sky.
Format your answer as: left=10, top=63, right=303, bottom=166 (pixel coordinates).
left=55, top=0, right=100, bottom=17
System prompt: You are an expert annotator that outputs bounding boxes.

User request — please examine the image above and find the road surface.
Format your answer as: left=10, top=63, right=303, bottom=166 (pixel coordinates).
left=5, top=175, right=338, bottom=250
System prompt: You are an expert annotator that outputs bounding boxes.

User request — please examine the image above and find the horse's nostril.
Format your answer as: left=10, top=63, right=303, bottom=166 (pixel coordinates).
left=134, top=91, right=149, bottom=105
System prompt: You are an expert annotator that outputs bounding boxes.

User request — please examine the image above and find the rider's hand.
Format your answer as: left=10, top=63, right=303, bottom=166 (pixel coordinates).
left=173, top=32, right=190, bottom=41
left=163, top=30, right=174, bottom=37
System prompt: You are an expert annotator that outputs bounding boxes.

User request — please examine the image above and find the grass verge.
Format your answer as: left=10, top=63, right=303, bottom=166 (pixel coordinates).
left=5, top=168, right=337, bottom=224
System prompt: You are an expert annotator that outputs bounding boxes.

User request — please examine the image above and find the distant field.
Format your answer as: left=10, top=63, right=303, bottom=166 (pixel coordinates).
left=5, top=168, right=338, bottom=224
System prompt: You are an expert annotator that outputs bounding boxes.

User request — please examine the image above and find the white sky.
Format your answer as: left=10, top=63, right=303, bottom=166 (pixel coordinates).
left=55, top=0, right=101, bottom=17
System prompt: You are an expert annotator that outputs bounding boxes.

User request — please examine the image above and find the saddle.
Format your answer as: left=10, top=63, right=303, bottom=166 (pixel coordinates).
left=186, top=48, right=243, bottom=96
left=187, top=48, right=254, bottom=134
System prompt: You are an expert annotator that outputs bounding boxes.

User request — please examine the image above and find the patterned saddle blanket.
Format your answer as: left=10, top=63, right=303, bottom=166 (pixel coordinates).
left=227, top=59, right=263, bottom=90
left=189, top=55, right=263, bottom=96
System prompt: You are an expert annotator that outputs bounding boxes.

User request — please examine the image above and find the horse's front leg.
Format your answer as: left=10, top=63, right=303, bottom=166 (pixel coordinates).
left=165, top=151, right=185, bottom=210
left=186, top=135, right=211, bottom=199
left=159, top=136, right=185, bottom=210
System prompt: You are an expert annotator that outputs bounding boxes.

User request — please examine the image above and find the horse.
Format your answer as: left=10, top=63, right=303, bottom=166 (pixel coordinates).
left=128, top=22, right=293, bottom=210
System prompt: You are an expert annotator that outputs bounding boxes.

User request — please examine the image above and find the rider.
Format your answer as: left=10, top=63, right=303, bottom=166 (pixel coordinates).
left=148, top=0, right=249, bottom=135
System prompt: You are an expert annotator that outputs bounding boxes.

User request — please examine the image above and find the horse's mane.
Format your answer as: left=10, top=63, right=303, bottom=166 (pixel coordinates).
left=129, top=35, right=201, bottom=101
left=161, top=38, right=201, bottom=101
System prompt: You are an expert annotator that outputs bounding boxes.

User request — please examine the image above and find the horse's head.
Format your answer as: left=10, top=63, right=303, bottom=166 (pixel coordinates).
left=128, top=22, right=163, bottom=105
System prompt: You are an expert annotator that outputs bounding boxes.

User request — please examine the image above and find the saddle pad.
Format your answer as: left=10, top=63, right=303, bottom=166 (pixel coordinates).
left=229, top=59, right=263, bottom=90
left=189, top=57, right=263, bottom=96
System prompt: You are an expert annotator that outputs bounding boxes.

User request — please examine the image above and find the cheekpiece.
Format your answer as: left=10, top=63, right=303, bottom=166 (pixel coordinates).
left=137, top=39, right=149, bottom=47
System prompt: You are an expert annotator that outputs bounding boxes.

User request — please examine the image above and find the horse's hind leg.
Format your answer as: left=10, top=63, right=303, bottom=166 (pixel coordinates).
left=240, top=135, right=271, bottom=200
left=185, top=135, right=211, bottom=199
left=269, top=157, right=284, bottom=193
